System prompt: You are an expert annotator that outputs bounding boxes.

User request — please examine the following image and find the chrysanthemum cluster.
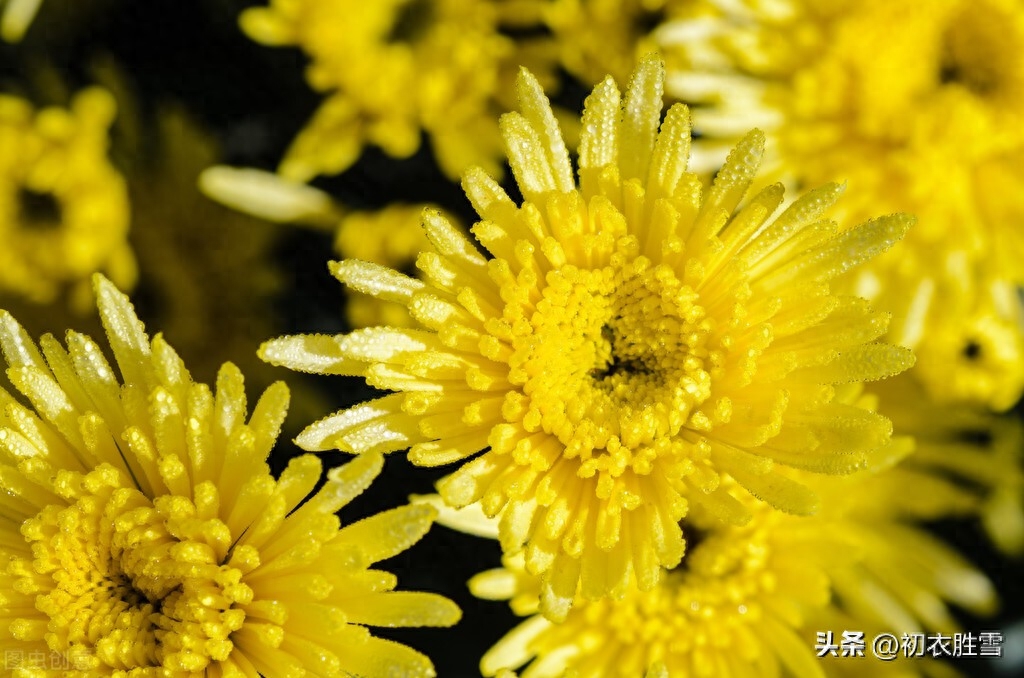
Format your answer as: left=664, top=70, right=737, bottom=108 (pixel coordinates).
left=2, top=3, right=1022, bottom=676
left=0, top=275, right=460, bottom=676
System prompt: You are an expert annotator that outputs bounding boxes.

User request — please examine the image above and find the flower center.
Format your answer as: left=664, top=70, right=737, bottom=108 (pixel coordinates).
left=938, top=4, right=1015, bottom=98
left=962, top=339, right=982, bottom=361
left=15, top=466, right=249, bottom=674
left=511, top=244, right=723, bottom=473
left=16, top=187, right=62, bottom=230
left=577, top=525, right=774, bottom=656
left=591, top=262, right=712, bottom=413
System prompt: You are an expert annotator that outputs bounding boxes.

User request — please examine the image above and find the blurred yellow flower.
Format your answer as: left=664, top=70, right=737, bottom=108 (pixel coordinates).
left=335, top=204, right=433, bottom=268
left=544, top=0, right=687, bottom=87
left=874, top=374, right=1024, bottom=556
left=0, top=99, right=324, bottom=433
left=0, top=88, right=133, bottom=311
left=659, top=0, right=1024, bottom=409
left=880, top=262, right=1024, bottom=412
left=240, top=0, right=552, bottom=180
left=261, top=56, right=914, bottom=615
left=0, top=275, right=460, bottom=676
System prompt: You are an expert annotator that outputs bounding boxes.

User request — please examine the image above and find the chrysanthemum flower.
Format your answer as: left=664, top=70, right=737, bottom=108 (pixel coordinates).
left=261, top=55, right=914, bottom=614
left=658, top=0, right=1024, bottom=410
left=0, top=275, right=460, bottom=676
left=450, top=389, right=993, bottom=676
left=0, top=88, right=133, bottom=312
left=239, top=0, right=552, bottom=180
left=465, top=503, right=840, bottom=676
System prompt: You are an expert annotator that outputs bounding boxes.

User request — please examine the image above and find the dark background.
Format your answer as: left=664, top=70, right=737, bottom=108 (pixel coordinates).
left=3, top=1, right=1020, bottom=675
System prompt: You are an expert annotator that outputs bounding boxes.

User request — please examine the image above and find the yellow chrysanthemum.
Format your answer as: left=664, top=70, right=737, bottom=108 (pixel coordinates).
left=239, top=0, right=552, bottom=180
left=261, top=55, right=915, bottom=613
left=659, top=0, right=1024, bottom=410
left=0, top=275, right=460, bottom=676
left=468, top=505, right=841, bottom=676
left=0, top=88, right=134, bottom=312
left=451, top=391, right=993, bottom=677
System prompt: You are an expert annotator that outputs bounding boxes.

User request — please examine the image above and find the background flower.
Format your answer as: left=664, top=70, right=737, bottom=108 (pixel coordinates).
left=658, top=0, right=1024, bottom=412
left=871, top=374, right=1024, bottom=557
left=0, top=88, right=133, bottom=311
left=239, top=0, right=554, bottom=181
left=543, top=0, right=689, bottom=87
